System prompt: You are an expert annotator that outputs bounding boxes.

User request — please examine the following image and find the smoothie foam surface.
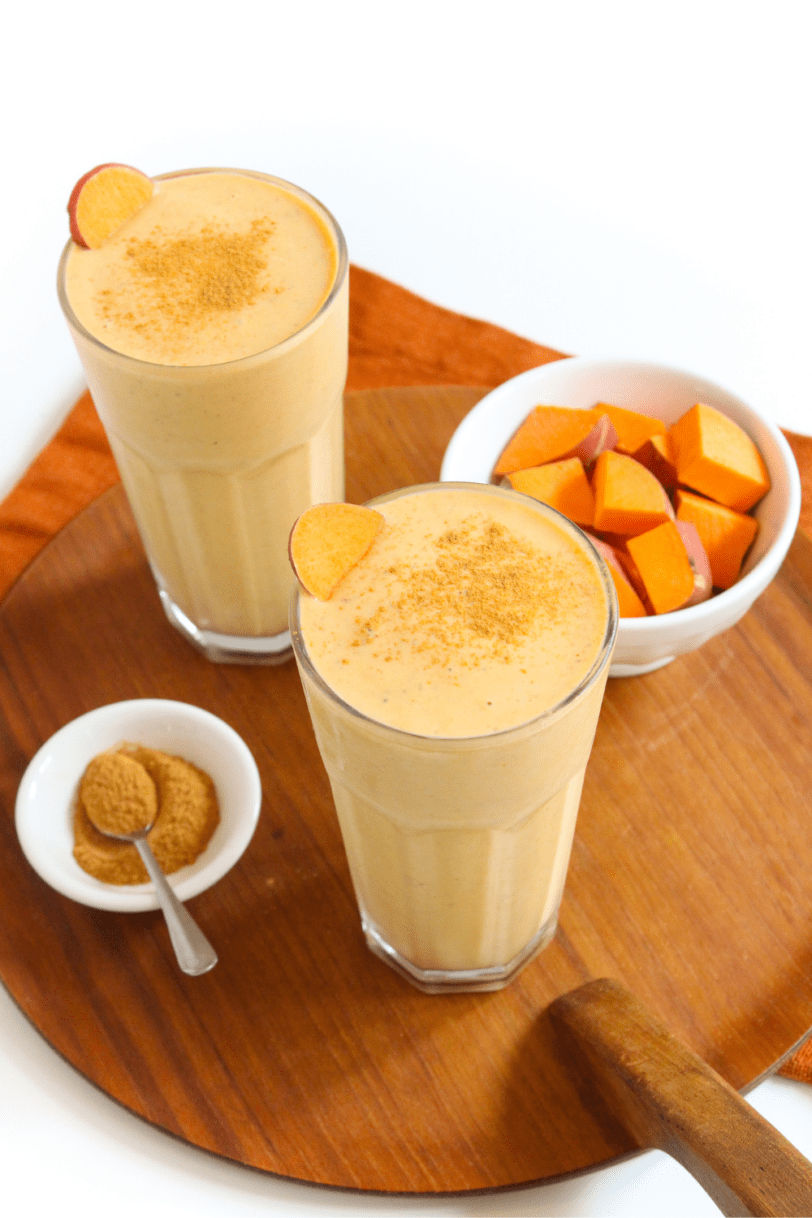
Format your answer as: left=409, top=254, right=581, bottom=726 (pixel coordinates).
left=297, top=485, right=610, bottom=737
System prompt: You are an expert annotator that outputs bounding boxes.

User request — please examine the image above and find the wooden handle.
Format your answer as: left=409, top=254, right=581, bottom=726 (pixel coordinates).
left=549, top=978, right=812, bottom=1217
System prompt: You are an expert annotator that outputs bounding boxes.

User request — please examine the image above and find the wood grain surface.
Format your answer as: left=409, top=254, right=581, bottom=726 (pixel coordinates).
left=550, top=979, right=812, bottom=1217
left=0, top=385, right=811, bottom=1193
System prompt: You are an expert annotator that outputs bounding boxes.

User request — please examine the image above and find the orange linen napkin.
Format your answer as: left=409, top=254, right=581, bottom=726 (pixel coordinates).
left=2, top=264, right=811, bottom=1079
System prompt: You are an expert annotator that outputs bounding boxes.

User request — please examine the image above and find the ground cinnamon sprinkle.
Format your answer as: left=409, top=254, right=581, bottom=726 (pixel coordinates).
left=355, top=517, right=578, bottom=667
left=97, top=217, right=276, bottom=343
left=73, top=744, right=220, bottom=885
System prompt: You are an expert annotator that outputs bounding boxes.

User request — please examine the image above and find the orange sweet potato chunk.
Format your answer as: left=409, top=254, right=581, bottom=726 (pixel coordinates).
left=626, top=521, right=696, bottom=615
left=588, top=536, right=648, bottom=617
left=505, top=458, right=595, bottom=527
left=493, top=406, right=613, bottom=476
left=633, top=432, right=678, bottom=489
left=596, top=402, right=667, bottom=456
left=675, top=488, right=758, bottom=589
left=670, top=403, right=770, bottom=512
left=592, top=450, right=674, bottom=536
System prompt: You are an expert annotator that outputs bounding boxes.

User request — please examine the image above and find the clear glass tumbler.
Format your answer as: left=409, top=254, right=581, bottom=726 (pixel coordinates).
left=291, top=483, right=617, bottom=993
left=58, top=169, right=348, bottom=664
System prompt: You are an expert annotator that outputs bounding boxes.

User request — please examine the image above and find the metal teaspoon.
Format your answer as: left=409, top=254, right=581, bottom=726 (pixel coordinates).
left=100, top=819, right=218, bottom=976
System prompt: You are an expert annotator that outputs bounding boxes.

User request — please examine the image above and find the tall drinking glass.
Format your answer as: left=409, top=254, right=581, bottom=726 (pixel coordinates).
left=58, top=169, right=348, bottom=664
left=292, top=482, right=617, bottom=993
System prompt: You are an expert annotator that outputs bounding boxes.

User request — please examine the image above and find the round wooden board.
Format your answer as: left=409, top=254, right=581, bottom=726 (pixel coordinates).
left=1, top=385, right=811, bottom=1194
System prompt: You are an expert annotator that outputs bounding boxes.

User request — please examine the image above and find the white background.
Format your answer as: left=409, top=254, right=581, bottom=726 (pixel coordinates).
left=2, top=2, right=812, bottom=1213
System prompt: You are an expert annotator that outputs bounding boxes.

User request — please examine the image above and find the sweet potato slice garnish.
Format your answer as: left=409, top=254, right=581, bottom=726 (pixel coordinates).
left=289, top=503, right=384, bottom=601
left=68, top=164, right=154, bottom=249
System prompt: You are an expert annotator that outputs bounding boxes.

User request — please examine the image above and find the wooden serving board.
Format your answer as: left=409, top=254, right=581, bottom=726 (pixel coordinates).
left=1, top=385, right=812, bottom=1194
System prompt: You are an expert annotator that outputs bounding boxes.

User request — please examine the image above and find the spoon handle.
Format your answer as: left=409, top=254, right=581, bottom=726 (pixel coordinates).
left=134, top=838, right=218, bottom=976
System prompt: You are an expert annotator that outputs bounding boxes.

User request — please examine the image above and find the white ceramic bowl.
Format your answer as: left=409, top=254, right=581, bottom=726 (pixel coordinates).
left=441, top=358, right=801, bottom=676
left=15, top=699, right=262, bottom=910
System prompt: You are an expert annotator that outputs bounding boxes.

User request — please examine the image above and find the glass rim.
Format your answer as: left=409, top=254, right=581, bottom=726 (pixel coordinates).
left=290, top=481, right=619, bottom=745
left=57, top=167, right=349, bottom=371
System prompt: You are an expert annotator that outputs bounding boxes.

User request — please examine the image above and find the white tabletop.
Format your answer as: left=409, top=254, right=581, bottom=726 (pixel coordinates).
left=3, top=3, right=812, bottom=1214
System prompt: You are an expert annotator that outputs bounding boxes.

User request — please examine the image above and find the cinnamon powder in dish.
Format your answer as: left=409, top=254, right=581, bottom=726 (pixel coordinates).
left=73, top=744, right=220, bottom=885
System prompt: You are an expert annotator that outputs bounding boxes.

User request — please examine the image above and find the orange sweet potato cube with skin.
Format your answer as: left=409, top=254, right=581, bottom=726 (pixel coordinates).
left=675, top=488, right=759, bottom=589
left=626, top=520, right=697, bottom=615
left=615, top=546, right=650, bottom=607
left=633, top=432, right=678, bottom=489
left=590, top=528, right=652, bottom=603
left=670, top=403, right=770, bottom=512
left=595, top=402, right=667, bottom=456
left=588, top=535, right=648, bottom=617
left=493, top=406, right=617, bottom=476
left=505, top=458, right=595, bottom=527
left=592, top=449, right=674, bottom=536
left=675, top=520, right=713, bottom=606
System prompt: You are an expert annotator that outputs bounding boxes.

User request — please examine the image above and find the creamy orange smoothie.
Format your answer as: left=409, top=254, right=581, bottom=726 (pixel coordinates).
left=59, top=169, right=348, bottom=662
left=292, top=483, right=617, bottom=992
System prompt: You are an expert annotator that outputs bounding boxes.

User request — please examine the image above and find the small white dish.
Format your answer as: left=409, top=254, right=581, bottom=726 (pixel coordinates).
left=441, top=357, right=801, bottom=676
left=15, top=699, right=262, bottom=911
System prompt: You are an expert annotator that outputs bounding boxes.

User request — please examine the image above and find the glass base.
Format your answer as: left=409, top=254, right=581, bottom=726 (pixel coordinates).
left=361, top=913, right=559, bottom=994
left=159, top=591, right=293, bottom=665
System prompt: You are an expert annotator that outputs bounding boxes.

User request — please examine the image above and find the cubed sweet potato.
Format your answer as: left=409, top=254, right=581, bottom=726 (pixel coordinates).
left=670, top=403, right=770, bottom=512
left=596, top=402, right=667, bottom=456
left=505, top=458, right=595, bottom=527
left=592, top=450, right=674, bottom=536
left=626, top=520, right=699, bottom=615
left=633, top=432, right=678, bottom=489
left=675, top=487, right=759, bottom=589
left=588, top=535, right=648, bottom=617
left=493, top=406, right=617, bottom=476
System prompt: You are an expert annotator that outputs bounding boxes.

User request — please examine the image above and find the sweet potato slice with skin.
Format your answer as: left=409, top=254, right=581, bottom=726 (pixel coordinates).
left=505, top=458, right=595, bottom=527
left=675, top=488, right=758, bottom=589
left=596, top=402, right=667, bottom=456
left=588, top=535, right=648, bottom=617
left=68, top=163, right=154, bottom=249
left=626, top=521, right=697, bottom=615
left=670, top=402, right=770, bottom=512
left=493, top=406, right=617, bottom=476
left=289, top=503, right=384, bottom=601
left=633, top=432, right=678, bottom=489
left=592, top=449, right=674, bottom=536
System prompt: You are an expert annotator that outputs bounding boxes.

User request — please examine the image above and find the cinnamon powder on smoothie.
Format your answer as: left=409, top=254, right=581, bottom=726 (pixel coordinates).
left=73, top=745, right=220, bottom=885
left=355, top=517, right=576, bottom=667
left=98, top=217, right=276, bottom=346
